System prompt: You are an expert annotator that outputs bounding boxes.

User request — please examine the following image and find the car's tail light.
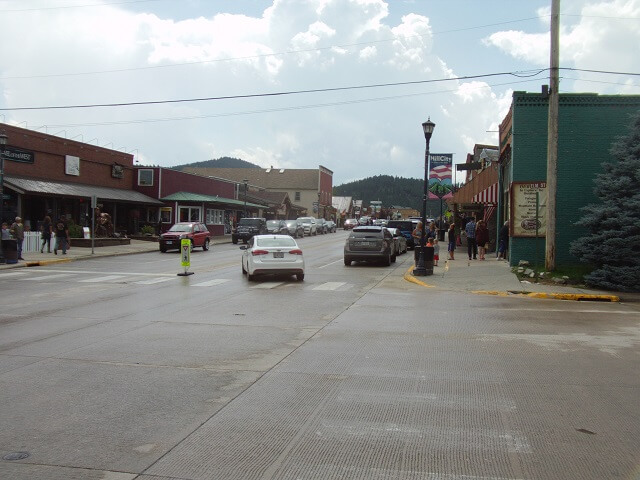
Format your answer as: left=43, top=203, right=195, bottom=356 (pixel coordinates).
left=289, top=249, right=303, bottom=255
left=251, top=249, right=269, bottom=256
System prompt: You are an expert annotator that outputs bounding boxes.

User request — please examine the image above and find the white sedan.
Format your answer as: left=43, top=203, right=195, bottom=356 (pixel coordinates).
left=240, top=235, right=305, bottom=281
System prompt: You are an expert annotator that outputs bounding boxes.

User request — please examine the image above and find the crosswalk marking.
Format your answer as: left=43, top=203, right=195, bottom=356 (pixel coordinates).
left=134, top=277, right=176, bottom=285
left=192, top=279, right=230, bottom=287
left=251, top=282, right=284, bottom=289
left=313, top=282, right=346, bottom=291
left=79, top=275, right=127, bottom=283
left=22, top=273, right=75, bottom=281
left=0, top=271, right=27, bottom=278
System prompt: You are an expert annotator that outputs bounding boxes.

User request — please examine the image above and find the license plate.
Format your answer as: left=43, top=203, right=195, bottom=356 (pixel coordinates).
left=273, top=252, right=284, bottom=258
left=165, top=241, right=173, bottom=245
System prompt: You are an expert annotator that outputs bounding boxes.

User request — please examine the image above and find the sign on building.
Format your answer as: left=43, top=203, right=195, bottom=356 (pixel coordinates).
left=511, top=182, right=547, bottom=237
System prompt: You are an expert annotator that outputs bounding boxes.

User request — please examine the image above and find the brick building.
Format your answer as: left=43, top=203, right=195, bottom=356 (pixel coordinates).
left=499, top=92, right=640, bottom=266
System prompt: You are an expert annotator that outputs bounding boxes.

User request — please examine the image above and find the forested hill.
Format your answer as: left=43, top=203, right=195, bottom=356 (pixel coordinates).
left=333, top=175, right=424, bottom=211
left=172, top=157, right=260, bottom=170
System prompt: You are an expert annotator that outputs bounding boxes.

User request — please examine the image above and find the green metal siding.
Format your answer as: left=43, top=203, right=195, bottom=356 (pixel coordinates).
left=508, top=92, right=640, bottom=266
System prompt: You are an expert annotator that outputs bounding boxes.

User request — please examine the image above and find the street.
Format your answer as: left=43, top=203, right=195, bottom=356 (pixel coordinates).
left=1, top=231, right=639, bottom=479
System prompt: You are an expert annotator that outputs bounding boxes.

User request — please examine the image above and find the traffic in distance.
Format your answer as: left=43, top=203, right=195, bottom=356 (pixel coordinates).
left=157, top=216, right=412, bottom=280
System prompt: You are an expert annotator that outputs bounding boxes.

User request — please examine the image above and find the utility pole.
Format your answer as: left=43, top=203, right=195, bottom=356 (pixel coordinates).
left=545, top=0, right=560, bottom=271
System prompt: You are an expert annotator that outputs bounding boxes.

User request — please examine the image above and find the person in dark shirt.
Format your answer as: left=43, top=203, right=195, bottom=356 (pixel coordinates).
left=54, top=215, right=70, bottom=255
left=447, top=223, right=456, bottom=260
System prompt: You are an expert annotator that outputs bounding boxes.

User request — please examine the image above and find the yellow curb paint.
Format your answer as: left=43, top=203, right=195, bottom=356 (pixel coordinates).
left=471, top=290, right=509, bottom=297
left=525, top=292, right=619, bottom=302
left=26, top=259, right=72, bottom=267
left=403, top=266, right=435, bottom=288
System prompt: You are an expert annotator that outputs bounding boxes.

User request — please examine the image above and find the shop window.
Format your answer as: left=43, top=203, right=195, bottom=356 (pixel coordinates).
left=138, top=169, right=154, bottom=186
left=160, top=208, right=172, bottom=223
left=179, top=206, right=201, bottom=222
left=206, top=209, right=224, bottom=225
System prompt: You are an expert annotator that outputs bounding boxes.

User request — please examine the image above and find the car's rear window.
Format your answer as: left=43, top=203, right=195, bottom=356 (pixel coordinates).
left=239, top=219, right=263, bottom=226
left=256, top=237, right=297, bottom=247
left=387, top=221, right=412, bottom=231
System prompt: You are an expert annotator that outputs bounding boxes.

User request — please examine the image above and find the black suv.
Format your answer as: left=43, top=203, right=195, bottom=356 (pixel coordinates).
left=344, top=225, right=397, bottom=266
left=387, top=220, right=415, bottom=249
left=232, top=217, right=267, bottom=244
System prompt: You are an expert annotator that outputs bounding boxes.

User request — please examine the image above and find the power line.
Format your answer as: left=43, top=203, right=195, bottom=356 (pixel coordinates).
left=0, top=69, right=548, bottom=112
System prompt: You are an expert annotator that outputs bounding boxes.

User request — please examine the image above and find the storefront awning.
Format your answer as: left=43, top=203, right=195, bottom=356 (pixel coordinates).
left=161, top=191, right=267, bottom=209
left=4, top=175, right=163, bottom=205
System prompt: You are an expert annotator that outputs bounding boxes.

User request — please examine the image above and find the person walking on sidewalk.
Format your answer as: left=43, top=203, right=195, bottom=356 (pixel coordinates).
left=54, top=215, right=70, bottom=255
left=41, top=215, right=53, bottom=253
left=10, top=217, right=25, bottom=260
left=1, top=222, right=11, bottom=240
left=497, top=220, right=509, bottom=260
left=447, top=223, right=456, bottom=260
left=475, top=220, right=489, bottom=260
left=465, top=217, right=477, bottom=260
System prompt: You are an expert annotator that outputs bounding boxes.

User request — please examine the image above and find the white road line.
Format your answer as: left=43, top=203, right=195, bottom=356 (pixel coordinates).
left=192, top=279, right=230, bottom=287
left=79, top=275, right=127, bottom=283
left=318, top=259, right=344, bottom=269
left=22, top=274, right=75, bottom=281
left=0, top=271, right=27, bottom=277
left=313, top=282, right=346, bottom=291
left=251, top=282, right=284, bottom=289
left=135, top=277, right=176, bottom=285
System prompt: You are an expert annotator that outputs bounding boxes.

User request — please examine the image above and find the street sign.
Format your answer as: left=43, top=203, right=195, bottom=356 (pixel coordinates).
left=178, top=239, right=194, bottom=276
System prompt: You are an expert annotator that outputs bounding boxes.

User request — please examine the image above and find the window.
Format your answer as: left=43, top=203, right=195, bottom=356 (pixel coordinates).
left=295, top=191, right=301, bottom=201
left=138, top=169, right=154, bottom=186
left=179, top=206, right=201, bottom=222
left=160, top=208, right=172, bottom=223
left=206, top=209, right=224, bottom=225
left=146, top=209, right=158, bottom=222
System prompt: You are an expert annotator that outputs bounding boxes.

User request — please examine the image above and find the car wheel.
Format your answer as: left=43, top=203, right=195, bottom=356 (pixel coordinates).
left=344, top=257, right=351, bottom=266
left=383, top=254, right=391, bottom=266
left=247, top=273, right=256, bottom=281
left=232, top=237, right=238, bottom=244
left=159, top=246, right=166, bottom=253
left=296, top=273, right=304, bottom=281
left=242, top=262, right=247, bottom=274
left=391, top=253, right=397, bottom=263
left=202, top=238, right=210, bottom=251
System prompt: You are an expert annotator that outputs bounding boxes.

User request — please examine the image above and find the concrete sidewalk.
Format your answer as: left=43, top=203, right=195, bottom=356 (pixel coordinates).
left=1, top=237, right=635, bottom=302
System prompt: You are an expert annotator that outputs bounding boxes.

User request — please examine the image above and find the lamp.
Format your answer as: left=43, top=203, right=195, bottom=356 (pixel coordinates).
left=414, top=118, right=436, bottom=276
left=0, top=130, right=7, bottom=263
left=243, top=179, right=249, bottom=218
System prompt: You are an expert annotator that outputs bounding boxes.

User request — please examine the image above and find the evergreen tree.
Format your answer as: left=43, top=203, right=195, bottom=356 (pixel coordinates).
left=570, top=112, right=640, bottom=292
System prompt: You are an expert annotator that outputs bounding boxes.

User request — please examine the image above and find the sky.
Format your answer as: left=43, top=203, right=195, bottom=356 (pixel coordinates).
left=1, top=0, right=639, bottom=186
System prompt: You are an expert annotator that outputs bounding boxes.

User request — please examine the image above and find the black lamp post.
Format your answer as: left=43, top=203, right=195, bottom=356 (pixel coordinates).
left=0, top=131, right=7, bottom=264
left=243, top=179, right=248, bottom=218
left=413, top=118, right=435, bottom=276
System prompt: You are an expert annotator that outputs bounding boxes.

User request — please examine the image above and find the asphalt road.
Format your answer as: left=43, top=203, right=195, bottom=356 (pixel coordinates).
left=1, top=231, right=639, bottom=479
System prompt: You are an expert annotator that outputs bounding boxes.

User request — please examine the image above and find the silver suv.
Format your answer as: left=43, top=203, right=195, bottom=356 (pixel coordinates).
left=297, top=217, right=317, bottom=236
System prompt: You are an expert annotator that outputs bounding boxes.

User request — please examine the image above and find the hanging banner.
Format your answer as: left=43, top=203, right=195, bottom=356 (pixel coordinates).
left=428, top=153, right=453, bottom=199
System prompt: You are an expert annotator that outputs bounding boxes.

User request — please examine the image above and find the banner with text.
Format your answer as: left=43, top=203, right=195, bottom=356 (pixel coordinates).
left=428, top=153, right=453, bottom=199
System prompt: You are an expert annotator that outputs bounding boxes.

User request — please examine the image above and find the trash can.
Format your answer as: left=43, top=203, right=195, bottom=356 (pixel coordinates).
left=2, top=239, right=18, bottom=264
left=414, top=245, right=434, bottom=276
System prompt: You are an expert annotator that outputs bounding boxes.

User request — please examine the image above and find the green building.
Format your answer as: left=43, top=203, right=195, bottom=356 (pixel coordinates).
left=498, top=91, right=640, bottom=267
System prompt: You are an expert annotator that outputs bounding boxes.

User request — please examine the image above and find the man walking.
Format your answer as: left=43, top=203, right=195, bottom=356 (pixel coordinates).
left=465, top=217, right=477, bottom=260
left=10, top=217, right=25, bottom=260
left=54, top=215, right=70, bottom=255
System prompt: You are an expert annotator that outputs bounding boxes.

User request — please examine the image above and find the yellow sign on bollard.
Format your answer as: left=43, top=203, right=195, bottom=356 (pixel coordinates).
left=178, top=239, right=194, bottom=276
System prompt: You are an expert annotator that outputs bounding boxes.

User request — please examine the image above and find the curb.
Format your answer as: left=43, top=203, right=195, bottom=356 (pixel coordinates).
left=471, top=290, right=619, bottom=302
left=403, top=266, right=434, bottom=288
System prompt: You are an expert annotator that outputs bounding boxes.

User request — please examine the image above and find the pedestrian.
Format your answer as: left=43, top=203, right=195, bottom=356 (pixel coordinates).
left=475, top=219, right=489, bottom=260
left=412, top=221, right=424, bottom=264
left=465, top=217, right=477, bottom=260
left=447, top=223, right=456, bottom=260
left=41, top=215, right=53, bottom=253
left=1, top=222, right=10, bottom=240
left=497, top=220, right=509, bottom=260
left=10, top=217, right=25, bottom=260
left=54, top=215, right=70, bottom=255
left=428, top=222, right=437, bottom=241
left=432, top=237, right=440, bottom=266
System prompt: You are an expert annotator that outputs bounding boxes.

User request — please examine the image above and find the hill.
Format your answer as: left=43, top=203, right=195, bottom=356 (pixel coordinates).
left=172, top=157, right=260, bottom=170
left=333, top=175, right=444, bottom=214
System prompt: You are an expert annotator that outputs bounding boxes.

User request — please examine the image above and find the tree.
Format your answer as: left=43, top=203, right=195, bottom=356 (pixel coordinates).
left=570, top=112, right=640, bottom=292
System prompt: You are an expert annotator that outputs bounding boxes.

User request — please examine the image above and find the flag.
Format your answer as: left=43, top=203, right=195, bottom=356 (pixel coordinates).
left=428, top=154, right=453, bottom=199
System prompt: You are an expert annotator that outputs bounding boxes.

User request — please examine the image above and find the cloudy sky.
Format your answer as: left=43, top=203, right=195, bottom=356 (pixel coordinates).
left=1, top=0, right=639, bottom=185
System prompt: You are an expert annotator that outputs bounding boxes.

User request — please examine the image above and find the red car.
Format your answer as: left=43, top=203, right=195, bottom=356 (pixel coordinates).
left=159, top=222, right=211, bottom=252
left=344, top=218, right=358, bottom=230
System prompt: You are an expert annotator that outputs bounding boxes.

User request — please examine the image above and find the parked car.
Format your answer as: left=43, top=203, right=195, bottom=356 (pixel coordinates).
left=325, top=220, right=337, bottom=233
left=316, top=218, right=328, bottom=234
left=284, top=219, right=304, bottom=238
left=297, top=216, right=317, bottom=236
left=344, top=225, right=396, bottom=266
left=387, top=227, right=407, bottom=254
left=159, top=222, right=211, bottom=253
left=373, top=219, right=388, bottom=227
left=358, top=216, right=371, bottom=225
left=232, top=217, right=267, bottom=244
left=240, top=234, right=305, bottom=281
left=387, top=220, right=415, bottom=250
left=266, top=219, right=289, bottom=235
left=344, top=218, right=358, bottom=230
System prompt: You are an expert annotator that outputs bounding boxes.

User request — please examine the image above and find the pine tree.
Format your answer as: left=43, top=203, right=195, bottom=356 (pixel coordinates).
left=569, top=112, right=640, bottom=292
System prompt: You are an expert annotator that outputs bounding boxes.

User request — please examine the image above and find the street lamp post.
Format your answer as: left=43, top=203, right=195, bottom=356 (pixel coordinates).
left=413, top=118, right=435, bottom=276
left=243, top=179, right=248, bottom=218
left=0, top=131, right=7, bottom=264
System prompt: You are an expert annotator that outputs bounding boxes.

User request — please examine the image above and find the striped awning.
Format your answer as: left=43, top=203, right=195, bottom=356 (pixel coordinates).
left=472, top=183, right=498, bottom=205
